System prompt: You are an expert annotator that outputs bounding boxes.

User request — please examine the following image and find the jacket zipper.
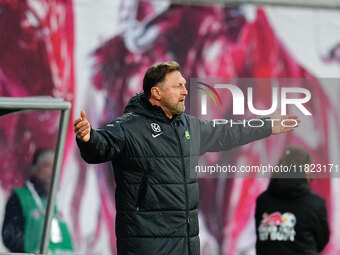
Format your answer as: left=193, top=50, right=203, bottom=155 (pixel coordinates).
left=136, top=174, right=148, bottom=211
left=171, top=123, right=191, bottom=255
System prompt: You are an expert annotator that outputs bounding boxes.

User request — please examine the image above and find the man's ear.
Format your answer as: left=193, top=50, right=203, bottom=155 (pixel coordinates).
left=151, top=86, right=161, bottom=100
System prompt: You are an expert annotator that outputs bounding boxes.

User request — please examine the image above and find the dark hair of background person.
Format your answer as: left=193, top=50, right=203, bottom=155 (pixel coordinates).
left=272, top=145, right=312, bottom=179
left=29, top=148, right=54, bottom=178
left=278, top=145, right=312, bottom=166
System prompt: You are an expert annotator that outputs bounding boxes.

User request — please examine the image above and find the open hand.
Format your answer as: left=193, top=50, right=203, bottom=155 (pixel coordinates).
left=270, top=109, right=301, bottom=135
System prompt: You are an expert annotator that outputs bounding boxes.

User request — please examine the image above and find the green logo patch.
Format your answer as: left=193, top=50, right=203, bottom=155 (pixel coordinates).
left=185, top=130, right=190, bottom=139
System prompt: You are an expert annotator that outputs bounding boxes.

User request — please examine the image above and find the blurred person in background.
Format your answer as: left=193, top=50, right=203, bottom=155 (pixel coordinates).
left=2, top=148, right=73, bottom=254
left=255, top=146, right=330, bottom=255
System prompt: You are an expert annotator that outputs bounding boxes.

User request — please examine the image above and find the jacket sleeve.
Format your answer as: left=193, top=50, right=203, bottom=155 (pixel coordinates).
left=2, top=193, right=24, bottom=252
left=314, top=199, right=330, bottom=252
left=76, top=121, right=125, bottom=164
left=197, top=117, right=272, bottom=155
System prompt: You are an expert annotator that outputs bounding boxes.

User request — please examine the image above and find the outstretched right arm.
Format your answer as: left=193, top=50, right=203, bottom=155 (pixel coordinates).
left=74, top=110, right=125, bottom=163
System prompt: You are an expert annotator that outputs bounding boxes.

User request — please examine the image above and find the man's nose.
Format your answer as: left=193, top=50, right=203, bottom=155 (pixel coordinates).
left=182, top=85, right=188, bottom=95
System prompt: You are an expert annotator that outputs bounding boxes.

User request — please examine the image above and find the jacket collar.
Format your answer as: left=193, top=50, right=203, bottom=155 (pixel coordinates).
left=125, top=92, right=184, bottom=124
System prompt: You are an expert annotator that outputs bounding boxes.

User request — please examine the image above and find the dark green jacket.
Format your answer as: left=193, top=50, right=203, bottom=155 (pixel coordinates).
left=77, top=93, right=271, bottom=255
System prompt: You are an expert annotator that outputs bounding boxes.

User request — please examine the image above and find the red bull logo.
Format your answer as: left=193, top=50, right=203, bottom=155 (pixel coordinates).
left=259, top=212, right=296, bottom=242
left=261, top=212, right=283, bottom=226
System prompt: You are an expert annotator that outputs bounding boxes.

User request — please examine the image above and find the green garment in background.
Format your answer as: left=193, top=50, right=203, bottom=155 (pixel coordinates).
left=14, top=186, right=73, bottom=254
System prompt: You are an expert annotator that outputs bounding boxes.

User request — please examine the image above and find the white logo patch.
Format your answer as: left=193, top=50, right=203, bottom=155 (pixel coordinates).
left=152, top=133, right=162, bottom=138
left=151, top=123, right=163, bottom=138
left=151, top=123, right=161, bottom=133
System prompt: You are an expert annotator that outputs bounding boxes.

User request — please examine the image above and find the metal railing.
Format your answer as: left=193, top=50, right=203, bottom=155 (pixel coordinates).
left=0, top=97, right=71, bottom=255
left=146, top=0, right=340, bottom=9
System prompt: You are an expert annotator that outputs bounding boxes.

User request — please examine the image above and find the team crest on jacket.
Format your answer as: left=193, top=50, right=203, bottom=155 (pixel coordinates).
left=151, top=123, right=161, bottom=133
left=258, top=212, right=296, bottom=242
